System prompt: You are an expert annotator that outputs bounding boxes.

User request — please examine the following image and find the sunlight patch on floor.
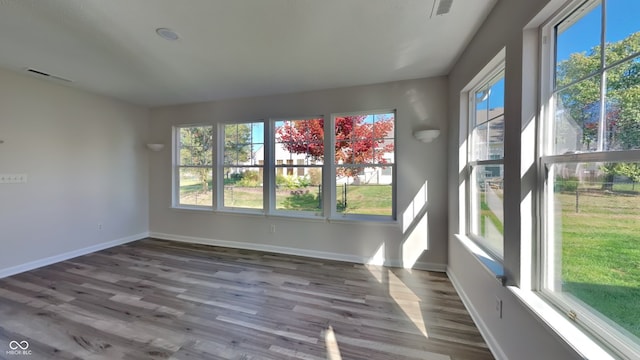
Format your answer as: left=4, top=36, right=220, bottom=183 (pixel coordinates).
left=366, top=266, right=429, bottom=338
left=324, top=326, right=342, bottom=360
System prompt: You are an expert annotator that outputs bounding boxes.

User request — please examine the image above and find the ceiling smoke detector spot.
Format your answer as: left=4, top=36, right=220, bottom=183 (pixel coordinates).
left=156, top=28, right=180, bottom=41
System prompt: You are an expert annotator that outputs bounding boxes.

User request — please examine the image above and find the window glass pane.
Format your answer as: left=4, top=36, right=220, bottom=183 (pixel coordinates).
left=472, top=116, right=504, bottom=161
left=224, top=122, right=263, bottom=166
left=179, top=127, right=212, bottom=166
left=605, top=0, right=640, bottom=65
left=548, top=162, right=640, bottom=340
left=223, top=167, right=263, bottom=209
left=555, top=2, right=602, bottom=88
left=470, top=164, right=504, bottom=257
left=275, top=118, right=324, bottom=164
left=178, top=167, right=213, bottom=206
left=335, top=114, right=395, bottom=165
left=475, top=85, right=489, bottom=126
left=553, top=74, right=602, bottom=154
left=275, top=167, right=322, bottom=213
left=373, top=113, right=395, bottom=139
left=488, top=76, right=505, bottom=110
left=605, top=56, right=640, bottom=151
left=336, top=166, right=392, bottom=216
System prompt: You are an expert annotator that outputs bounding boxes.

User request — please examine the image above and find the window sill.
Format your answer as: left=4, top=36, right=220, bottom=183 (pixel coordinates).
left=328, top=215, right=398, bottom=226
left=455, top=234, right=505, bottom=285
left=508, top=287, right=616, bottom=360
left=170, top=206, right=399, bottom=225
left=267, top=212, right=326, bottom=222
left=171, top=206, right=214, bottom=213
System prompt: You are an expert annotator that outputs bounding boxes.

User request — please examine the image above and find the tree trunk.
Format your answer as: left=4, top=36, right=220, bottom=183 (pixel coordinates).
left=602, top=173, right=614, bottom=191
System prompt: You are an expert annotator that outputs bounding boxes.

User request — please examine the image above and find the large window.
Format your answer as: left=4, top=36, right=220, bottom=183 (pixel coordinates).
left=467, top=67, right=505, bottom=258
left=175, top=125, right=214, bottom=207
left=541, top=0, right=640, bottom=356
left=173, top=111, right=396, bottom=222
left=333, top=111, right=395, bottom=218
left=274, top=118, right=324, bottom=215
left=222, top=122, right=264, bottom=210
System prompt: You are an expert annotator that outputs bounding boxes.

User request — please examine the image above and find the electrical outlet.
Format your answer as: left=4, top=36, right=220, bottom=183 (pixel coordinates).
left=97, top=223, right=103, bottom=231
left=495, top=297, right=503, bottom=318
left=270, top=224, right=276, bottom=233
left=0, top=174, right=28, bottom=184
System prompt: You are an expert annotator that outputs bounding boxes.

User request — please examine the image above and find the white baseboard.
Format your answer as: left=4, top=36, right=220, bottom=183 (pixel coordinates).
left=411, top=261, right=447, bottom=272
left=0, top=232, right=149, bottom=279
left=447, top=266, right=507, bottom=360
left=149, top=232, right=446, bottom=271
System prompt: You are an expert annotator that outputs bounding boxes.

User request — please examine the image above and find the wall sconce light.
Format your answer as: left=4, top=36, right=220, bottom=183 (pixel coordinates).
left=413, top=129, right=440, bottom=143
left=146, top=143, right=165, bottom=151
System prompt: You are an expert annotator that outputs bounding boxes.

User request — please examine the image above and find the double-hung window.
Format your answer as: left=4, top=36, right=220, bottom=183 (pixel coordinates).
left=332, top=111, right=395, bottom=219
left=274, top=117, right=324, bottom=215
left=174, top=125, right=214, bottom=208
left=467, top=66, right=505, bottom=259
left=221, top=121, right=265, bottom=211
left=540, top=0, right=640, bottom=356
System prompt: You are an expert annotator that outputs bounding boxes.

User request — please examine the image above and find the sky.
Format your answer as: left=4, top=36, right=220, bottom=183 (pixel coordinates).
left=557, top=0, right=640, bottom=65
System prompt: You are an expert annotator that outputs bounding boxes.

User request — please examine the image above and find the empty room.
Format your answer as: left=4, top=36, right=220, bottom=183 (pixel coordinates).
left=1, top=0, right=638, bottom=359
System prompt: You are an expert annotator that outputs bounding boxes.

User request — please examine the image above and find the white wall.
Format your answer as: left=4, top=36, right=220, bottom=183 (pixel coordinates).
left=0, top=68, right=149, bottom=276
left=447, top=0, right=583, bottom=359
left=149, top=77, right=448, bottom=269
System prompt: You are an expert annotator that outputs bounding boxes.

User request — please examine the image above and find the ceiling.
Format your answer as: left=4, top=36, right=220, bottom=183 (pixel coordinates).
left=0, top=0, right=496, bottom=107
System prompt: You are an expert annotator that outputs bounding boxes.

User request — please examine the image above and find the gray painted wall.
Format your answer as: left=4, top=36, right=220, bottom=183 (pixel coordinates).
left=447, top=0, right=583, bottom=359
left=149, top=77, right=449, bottom=269
left=0, top=68, right=149, bottom=275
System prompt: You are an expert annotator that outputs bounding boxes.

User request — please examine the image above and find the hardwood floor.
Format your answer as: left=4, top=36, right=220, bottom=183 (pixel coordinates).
left=0, top=239, right=494, bottom=360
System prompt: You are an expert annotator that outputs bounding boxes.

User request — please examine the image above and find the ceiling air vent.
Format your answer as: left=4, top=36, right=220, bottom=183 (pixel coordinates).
left=431, top=0, right=453, bottom=17
left=26, top=68, right=73, bottom=83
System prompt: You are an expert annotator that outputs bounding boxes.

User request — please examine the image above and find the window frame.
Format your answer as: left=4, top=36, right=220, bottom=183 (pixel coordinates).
left=329, top=109, right=397, bottom=221
left=465, top=62, right=506, bottom=261
left=271, top=116, right=326, bottom=218
left=218, top=120, right=266, bottom=214
left=539, top=1, right=640, bottom=357
left=173, top=124, right=215, bottom=209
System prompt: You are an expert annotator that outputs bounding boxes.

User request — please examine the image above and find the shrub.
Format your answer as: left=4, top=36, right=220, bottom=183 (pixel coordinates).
left=555, top=176, right=579, bottom=192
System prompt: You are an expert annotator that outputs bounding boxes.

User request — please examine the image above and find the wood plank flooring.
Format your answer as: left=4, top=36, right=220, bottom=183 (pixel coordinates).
left=0, top=239, right=494, bottom=360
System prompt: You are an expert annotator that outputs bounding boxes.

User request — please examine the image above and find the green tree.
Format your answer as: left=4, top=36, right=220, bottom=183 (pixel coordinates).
left=224, top=123, right=253, bottom=179
left=180, top=126, right=213, bottom=192
left=617, top=163, right=640, bottom=190
left=557, top=32, right=640, bottom=151
left=557, top=31, right=640, bottom=189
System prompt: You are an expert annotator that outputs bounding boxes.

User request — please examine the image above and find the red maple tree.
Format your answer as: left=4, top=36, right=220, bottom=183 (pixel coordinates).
left=275, top=115, right=394, bottom=177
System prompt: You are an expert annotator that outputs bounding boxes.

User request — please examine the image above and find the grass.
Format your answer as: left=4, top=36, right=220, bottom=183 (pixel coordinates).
left=558, top=190, right=640, bottom=337
left=336, top=184, right=392, bottom=216
left=479, top=190, right=504, bottom=235
left=180, top=181, right=392, bottom=215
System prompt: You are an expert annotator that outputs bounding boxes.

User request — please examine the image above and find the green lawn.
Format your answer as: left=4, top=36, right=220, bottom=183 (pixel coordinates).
left=479, top=190, right=504, bottom=236
left=558, top=190, right=640, bottom=337
left=180, top=182, right=392, bottom=215
left=336, top=184, right=392, bottom=216
left=179, top=179, right=213, bottom=206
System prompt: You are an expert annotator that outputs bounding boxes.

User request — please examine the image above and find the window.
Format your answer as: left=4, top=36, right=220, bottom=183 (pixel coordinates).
left=174, top=125, right=213, bottom=208
left=333, top=111, right=395, bottom=218
left=274, top=117, right=324, bottom=215
left=173, top=111, right=396, bottom=222
left=467, top=67, right=505, bottom=258
left=222, top=122, right=264, bottom=210
left=541, top=0, right=640, bottom=356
